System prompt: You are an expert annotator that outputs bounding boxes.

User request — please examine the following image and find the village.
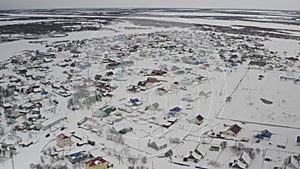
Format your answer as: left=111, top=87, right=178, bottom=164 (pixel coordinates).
left=0, top=8, right=300, bottom=169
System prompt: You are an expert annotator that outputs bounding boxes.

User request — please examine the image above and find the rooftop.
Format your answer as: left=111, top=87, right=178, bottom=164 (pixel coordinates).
left=85, top=157, right=107, bottom=167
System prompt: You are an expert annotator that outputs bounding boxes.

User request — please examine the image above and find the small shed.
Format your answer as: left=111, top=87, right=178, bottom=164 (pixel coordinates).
left=221, top=124, right=241, bottom=137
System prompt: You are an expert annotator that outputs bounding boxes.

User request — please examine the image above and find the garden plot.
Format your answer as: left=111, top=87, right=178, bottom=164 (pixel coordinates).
left=221, top=69, right=300, bottom=128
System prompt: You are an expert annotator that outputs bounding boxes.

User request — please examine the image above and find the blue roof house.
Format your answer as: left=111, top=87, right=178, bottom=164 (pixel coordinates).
left=41, top=90, right=49, bottom=95
left=297, top=136, right=300, bottom=146
left=260, top=130, right=272, bottom=138
left=255, top=134, right=263, bottom=139
left=168, top=107, right=181, bottom=116
left=67, top=151, right=88, bottom=164
left=130, top=98, right=142, bottom=106
left=255, top=130, right=272, bottom=139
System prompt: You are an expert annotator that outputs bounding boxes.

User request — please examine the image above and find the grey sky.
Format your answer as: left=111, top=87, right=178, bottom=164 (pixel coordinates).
left=0, top=0, right=299, bottom=10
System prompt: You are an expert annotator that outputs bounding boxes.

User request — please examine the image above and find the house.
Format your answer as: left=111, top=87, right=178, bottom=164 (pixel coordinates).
left=146, top=77, right=158, bottom=83
left=231, top=160, right=247, bottom=169
left=162, top=117, right=178, bottom=128
left=297, top=136, right=300, bottom=146
left=106, top=61, right=133, bottom=69
left=181, top=77, right=195, bottom=86
left=129, top=98, right=142, bottom=106
left=183, top=149, right=205, bottom=163
left=261, top=130, right=272, bottom=138
left=240, top=151, right=251, bottom=167
left=189, top=115, right=204, bottom=125
left=94, top=74, right=102, bottom=80
left=5, top=111, right=22, bottom=120
left=167, top=117, right=178, bottom=124
left=148, top=140, right=167, bottom=151
left=168, top=106, right=181, bottom=116
left=183, top=152, right=200, bottom=163
left=138, top=77, right=158, bottom=87
left=2, top=103, right=13, bottom=109
left=229, top=151, right=251, bottom=169
left=155, top=87, right=168, bottom=95
left=209, top=145, right=220, bottom=152
left=94, top=106, right=116, bottom=117
left=145, top=103, right=160, bottom=111
left=283, top=155, right=300, bottom=169
left=36, top=116, right=67, bottom=130
left=255, top=130, right=272, bottom=139
left=162, top=121, right=173, bottom=128
left=221, top=124, right=241, bottom=137
left=85, top=157, right=108, bottom=169
left=249, top=60, right=266, bottom=67
left=152, top=69, right=166, bottom=76
left=56, top=133, right=72, bottom=148
left=67, top=151, right=88, bottom=164
left=36, top=51, right=56, bottom=58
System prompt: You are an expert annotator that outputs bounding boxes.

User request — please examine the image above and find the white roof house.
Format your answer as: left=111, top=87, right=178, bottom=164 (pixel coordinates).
left=148, top=139, right=167, bottom=151
left=232, top=160, right=247, bottom=169
left=240, top=151, right=251, bottom=167
left=36, top=115, right=67, bottom=130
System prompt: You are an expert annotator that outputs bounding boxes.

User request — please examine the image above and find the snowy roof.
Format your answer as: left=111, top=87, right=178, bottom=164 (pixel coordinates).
left=2, top=103, right=13, bottom=108
left=240, top=151, right=251, bottom=165
left=150, top=139, right=167, bottom=146
left=285, top=155, right=300, bottom=169
left=232, top=160, right=247, bottom=169
left=167, top=117, right=178, bottom=123
left=40, top=115, right=66, bottom=127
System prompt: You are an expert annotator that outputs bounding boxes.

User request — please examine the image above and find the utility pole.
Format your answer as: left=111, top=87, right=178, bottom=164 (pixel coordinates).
left=87, top=51, right=90, bottom=79
left=10, top=147, right=15, bottom=169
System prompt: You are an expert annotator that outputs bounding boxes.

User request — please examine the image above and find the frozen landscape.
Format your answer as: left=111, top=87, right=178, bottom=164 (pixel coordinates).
left=0, top=8, right=300, bottom=169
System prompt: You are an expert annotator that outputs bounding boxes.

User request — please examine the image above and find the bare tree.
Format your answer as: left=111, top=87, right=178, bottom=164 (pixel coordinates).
left=208, top=160, right=220, bottom=167
left=0, top=125, right=4, bottom=136
left=40, top=155, right=44, bottom=164
left=220, top=141, right=227, bottom=150
left=141, top=156, right=147, bottom=164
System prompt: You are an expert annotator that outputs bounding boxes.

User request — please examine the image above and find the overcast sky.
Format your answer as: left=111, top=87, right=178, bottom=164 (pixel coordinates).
left=0, top=0, right=299, bottom=10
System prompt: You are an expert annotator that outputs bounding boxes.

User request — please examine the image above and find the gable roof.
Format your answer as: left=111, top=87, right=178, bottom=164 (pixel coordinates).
left=285, top=155, right=300, bottom=169
left=232, top=160, right=247, bottom=169
left=260, top=130, right=272, bottom=138
left=85, top=157, right=107, bottom=167
left=240, top=151, right=251, bottom=165
left=150, top=139, right=167, bottom=146
left=229, top=124, right=241, bottom=134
